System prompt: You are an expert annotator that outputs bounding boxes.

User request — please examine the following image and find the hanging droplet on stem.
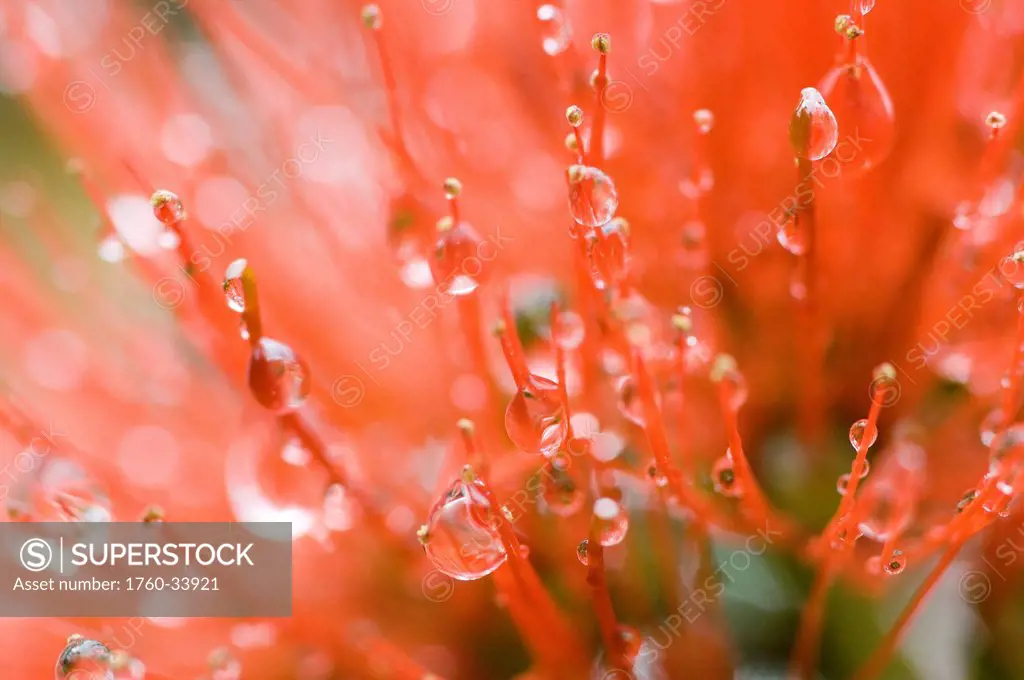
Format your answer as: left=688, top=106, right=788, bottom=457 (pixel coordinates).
left=430, top=216, right=488, bottom=296
left=419, top=468, right=507, bottom=580
left=576, top=538, right=590, bottom=565
left=593, top=497, right=629, bottom=546
left=360, top=3, right=383, bottom=30
left=849, top=418, right=878, bottom=450
left=882, top=549, right=906, bottom=575
left=223, top=258, right=249, bottom=312
left=567, top=164, right=619, bottom=228
left=505, top=375, right=569, bottom=456
left=586, top=216, right=630, bottom=290
left=711, top=452, right=742, bottom=497
left=776, top=209, right=806, bottom=255
left=789, top=87, right=839, bottom=161
left=248, top=338, right=311, bottom=413
left=711, top=354, right=748, bottom=411
left=56, top=636, right=112, bottom=680
left=817, top=20, right=896, bottom=174
left=150, top=189, right=185, bottom=225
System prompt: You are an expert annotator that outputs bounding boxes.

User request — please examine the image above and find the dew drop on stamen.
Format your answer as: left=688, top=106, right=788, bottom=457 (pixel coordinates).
left=849, top=418, right=877, bottom=450
left=711, top=355, right=749, bottom=411
left=1000, top=250, right=1024, bottom=289
left=430, top=219, right=488, bottom=297
left=790, top=87, right=839, bottom=161
left=505, top=375, right=569, bottom=456
left=615, top=375, right=646, bottom=427
left=836, top=473, right=851, bottom=495
left=860, top=0, right=876, bottom=15
left=223, top=258, right=248, bottom=312
left=150, top=189, right=185, bottom=225
left=552, top=309, right=585, bottom=350
left=576, top=538, right=589, bottom=565
left=712, top=453, right=742, bottom=497
left=776, top=210, right=806, bottom=255
left=818, top=58, right=895, bottom=174
left=420, top=476, right=507, bottom=580
left=248, top=337, right=311, bottom=413
left=567, top=165, right=619, bottom=228
left=882, top=550, right=906, bottom=575
left=586, top=217, right=630, bottom=291
left=593, top=497, right=629, bottom=546
left=55, top=636, right=113, bottom=680
left=537, top=5, right=570, bottom=56
left=980, top=408, right=1004, bottom=447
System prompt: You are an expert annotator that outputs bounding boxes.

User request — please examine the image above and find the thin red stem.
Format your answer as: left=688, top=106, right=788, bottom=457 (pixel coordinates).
left=591, top=53, right=608, bottom=162
left=586, top=523, right=627, bottom=674
left=497, top=288, right=532, bottom=389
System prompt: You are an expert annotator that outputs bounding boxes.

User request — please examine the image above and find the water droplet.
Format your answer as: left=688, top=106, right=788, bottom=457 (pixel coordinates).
left=615, top=375, right=646, bottom=426
left=1000, top=250, right=1024, bottom=289
left=567, top=165, right=618, bottom=228
left=150, top=189, right=185, bottom=225
left=56, top=636, right=112, bottom=680
left=97, top=234, right=126, bottom=263
left=776, top=210, right=806, bottom=255
left=239, top=320, right=250, bottom=341
left=207, top=647, right=242, bottom=680
left=420, top=475, right=507, bottom=580
left=849, top=418, right=878, bottom=450
left=860, top=0, right=876, bottom=14
left=223, top=258, right=248, bottom=312
left=711, top=355, right=748, bottom=410
left=882, top=550, right=906, bottom=575
left=552, top=309, right=585, bottom=350
left=711, top=453, right=742, bottom=497
left=593, top=497, right=629, bottom=546
left=980, top=408, right=1005, bottom=447
left=430, top=219, right=488, bottom=296
left=858, top=459, right=871, bottom=479
left=248, top=337, right=311, bottom=413
left=576, top=539, right=589, bottom=565
left=505, top=375, right=569, bottom=456
left=585, top=217, right=630, bottom=290
left=790, top=87, right=839, bottom=161
left=537, top=5, right=570, bottom=56
left=819, top=59, right=895, bottom=174
left=836, top=473, right=851, bottom=495
left=361, top=4, right=383, bottom=30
